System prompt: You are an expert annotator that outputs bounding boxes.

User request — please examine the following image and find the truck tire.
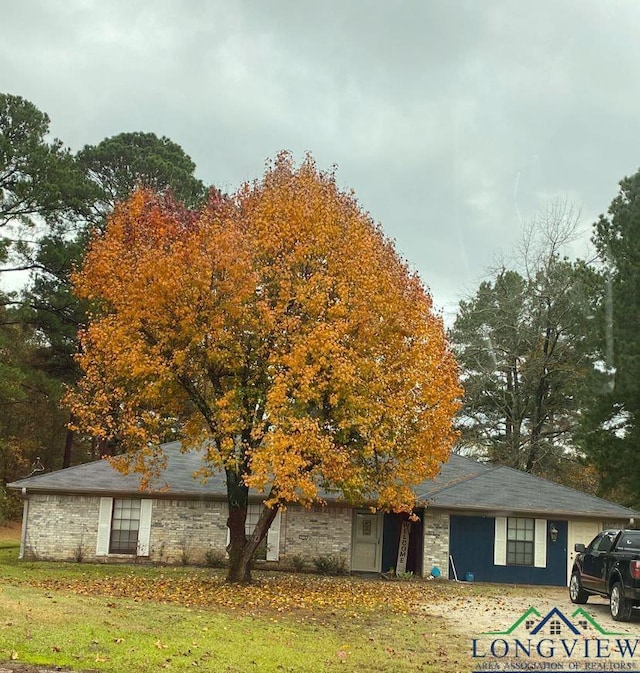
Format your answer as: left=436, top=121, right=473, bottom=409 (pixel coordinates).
left=610, top=582, right=633, bottom=621
left=569, top=571, right=589, bottom=604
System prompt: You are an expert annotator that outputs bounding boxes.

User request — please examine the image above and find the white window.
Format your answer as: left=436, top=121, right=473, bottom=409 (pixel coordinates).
left=110, top=499, right=141, bottom=554
left=494, top=517, right=546, bottom=568
left=226, top=504, right=281, bottom=561
left=507, top=517, right=535, bottom=565
left=96, top=497, right=152, bottom=556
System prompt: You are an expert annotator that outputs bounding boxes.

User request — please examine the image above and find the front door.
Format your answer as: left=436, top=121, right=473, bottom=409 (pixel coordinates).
left=567, top=520, right=602, bottom=586
left=352, top=511, right=382, bottom=572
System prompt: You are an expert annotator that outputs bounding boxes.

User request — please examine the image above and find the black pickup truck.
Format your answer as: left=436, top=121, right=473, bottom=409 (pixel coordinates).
left=569, top=529, right=640, bottom=621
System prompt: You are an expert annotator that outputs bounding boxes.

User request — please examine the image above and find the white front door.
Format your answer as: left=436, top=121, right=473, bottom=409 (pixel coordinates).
left=351, top=511, right=382, bottom=572
left=567, top=520, right=602, bottom=585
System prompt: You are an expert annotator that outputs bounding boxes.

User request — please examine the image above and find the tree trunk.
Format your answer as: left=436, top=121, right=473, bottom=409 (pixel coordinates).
left=225, top=468, right=250, bottom=582
left=225, top=469, right=280, bottom=583
left=62, top=426, right=74, bottom=469
left=527, top=313, right=556, bottom=473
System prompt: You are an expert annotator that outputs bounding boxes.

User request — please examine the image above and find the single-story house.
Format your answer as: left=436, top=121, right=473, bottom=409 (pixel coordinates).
left=8, top=442, right=637, bottom=586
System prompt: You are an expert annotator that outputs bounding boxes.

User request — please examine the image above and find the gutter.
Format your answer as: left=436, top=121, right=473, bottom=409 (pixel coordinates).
left=419, top=502, right=638, bottom=521
left=19, top=487, right=28, bottom=560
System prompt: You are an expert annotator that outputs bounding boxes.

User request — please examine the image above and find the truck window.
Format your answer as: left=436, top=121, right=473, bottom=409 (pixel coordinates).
left=595, top=532, right=617, bottom=552
left=587, top=533, right=604, bottom=551
left=587, top=531, right=618, bottom=552
left=615, top=532, right=640, bottom=551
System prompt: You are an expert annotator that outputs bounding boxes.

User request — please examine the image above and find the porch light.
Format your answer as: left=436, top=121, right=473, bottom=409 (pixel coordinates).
left=549, top=523, right=558, bottom=543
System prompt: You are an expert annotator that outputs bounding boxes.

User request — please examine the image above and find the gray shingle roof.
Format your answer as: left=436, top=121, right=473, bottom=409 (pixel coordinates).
left=416, top=454, right=637, bottom=520
left=7, top=441, right=336, bottom=502
left=8, top=443, right=637, bottom=520
left=8, top=442, right=230, bottom=499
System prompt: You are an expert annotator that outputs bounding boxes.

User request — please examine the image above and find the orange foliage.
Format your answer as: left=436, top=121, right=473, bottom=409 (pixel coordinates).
left=68, top=152, right=461, bottom=512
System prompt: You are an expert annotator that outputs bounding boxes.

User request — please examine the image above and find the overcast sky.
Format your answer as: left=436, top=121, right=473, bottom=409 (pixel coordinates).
left=3, top=0, right=640, bottom=321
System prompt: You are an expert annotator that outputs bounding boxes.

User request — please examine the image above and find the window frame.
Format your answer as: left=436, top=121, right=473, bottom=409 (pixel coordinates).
left=109, top=498, right=142, bottom=555
left=506, top=517, right=535, bottom=566
left=96, top=497, right=152, bottom=557
left=494, top=516, right=547, bottom=568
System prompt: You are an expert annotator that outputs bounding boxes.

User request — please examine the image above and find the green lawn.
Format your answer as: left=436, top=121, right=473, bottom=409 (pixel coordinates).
left=0, top=540, right=470, bottom=672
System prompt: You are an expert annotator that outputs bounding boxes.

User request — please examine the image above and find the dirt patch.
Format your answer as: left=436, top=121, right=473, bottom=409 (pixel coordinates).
left=423, top=583, right=640, bottom=667
left=0, top=522, right=21, bottom=544
left=425, top=583, right=639, bottom=635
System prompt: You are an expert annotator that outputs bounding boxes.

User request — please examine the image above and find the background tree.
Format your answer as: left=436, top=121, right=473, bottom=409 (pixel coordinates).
left=13, top=129, right=207, bottom=469
left=450, top=203, right=603, bottom=484
left=68, top=153, right=461, bottom=583
left=75, top=131, right=206, bottom=225
left=0, top=305, right=68, bottom=520
left=0, top=93, right=88, bottom=271
left=581, top=168, right=640, bottom=505
left=0, top=92, right=94, bottom=484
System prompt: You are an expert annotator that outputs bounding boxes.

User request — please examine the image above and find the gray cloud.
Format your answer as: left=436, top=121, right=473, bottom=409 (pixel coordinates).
left=2, top=0, right=640, bottom=319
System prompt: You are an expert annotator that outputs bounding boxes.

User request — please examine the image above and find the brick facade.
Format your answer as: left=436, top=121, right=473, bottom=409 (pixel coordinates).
left=21, top=493, right=355, bottom=569
left=422, top=509, right=450, bottom=578
left=21, top=493, right=450, bottom=576
left=21, top=494, right=230, bottom=564
left=278, top=503, right=352, bottom=568
left=22, top=494, right=101, bottom=561
left=147, top=498, right=229, bottom=564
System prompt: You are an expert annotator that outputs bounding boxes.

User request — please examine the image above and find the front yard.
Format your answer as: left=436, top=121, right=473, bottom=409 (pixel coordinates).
left=0, top=523, right=635, bottom=672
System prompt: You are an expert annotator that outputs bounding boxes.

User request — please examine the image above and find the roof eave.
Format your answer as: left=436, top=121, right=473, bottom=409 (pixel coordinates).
left=421, top=502, right=636, bottom=520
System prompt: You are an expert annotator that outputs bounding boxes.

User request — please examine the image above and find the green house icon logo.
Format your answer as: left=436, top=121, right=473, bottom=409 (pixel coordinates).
left=482, top=606, right=625, bottom=637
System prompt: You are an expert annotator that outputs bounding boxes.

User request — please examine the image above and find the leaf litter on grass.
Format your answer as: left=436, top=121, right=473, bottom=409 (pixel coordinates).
left=18, top=572, right=445, bottom=620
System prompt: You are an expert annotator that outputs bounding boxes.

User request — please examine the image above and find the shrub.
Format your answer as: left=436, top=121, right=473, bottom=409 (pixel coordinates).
left=396, top=570, right=414, bottom=581
left=312, top=554, right=348, bottom=576
left=179, top=538, right=192, bottom=566
left=0, top=487, right=6, bottom=524
left=204, top=549, right=227, bottom=568
left=73, top=542, right=85, bottom=563
left=0, top=487, right=22, bottom=523
left=290, top=554, right=306, bottom=572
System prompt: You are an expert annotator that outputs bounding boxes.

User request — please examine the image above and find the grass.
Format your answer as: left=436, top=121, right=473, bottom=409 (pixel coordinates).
left=0, top=528, right=476, bottom=672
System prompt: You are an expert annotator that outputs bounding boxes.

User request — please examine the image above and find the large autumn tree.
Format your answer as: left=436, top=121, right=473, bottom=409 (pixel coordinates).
left=68, top=153, right=460, bottom=582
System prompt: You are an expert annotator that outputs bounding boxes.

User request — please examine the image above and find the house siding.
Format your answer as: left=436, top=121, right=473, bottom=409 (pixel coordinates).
left=149, top=498, right=228, bottom=564
left=449, top=514, right=569, bottom=585
left=22, top=494, right=231, bottom=564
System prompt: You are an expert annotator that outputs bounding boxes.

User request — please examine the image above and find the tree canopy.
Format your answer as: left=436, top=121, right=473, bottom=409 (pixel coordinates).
left=8, top=118, right=208, bottom=470
left=76, top=131, right=206, bottom=225
left=449, top=204, right=603, bottom=485
left=0, top=93, right=89, bottom=267
left=68, top=153, right=461, bottom=581
left=581, top=169, right=640, bottom=505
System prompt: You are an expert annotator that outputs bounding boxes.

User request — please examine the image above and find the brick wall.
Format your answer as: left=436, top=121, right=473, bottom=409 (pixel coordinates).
left=23, top=494, right=101, bottom=561
left=279, top=504, right=352, bottom=569
left=422, top=509, right=450, bottom=578
left=22, top=493, right=354, bottom=569
left=149, top=498, right=228, bottom=565
left=22, top=494, right=231, bottom=564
